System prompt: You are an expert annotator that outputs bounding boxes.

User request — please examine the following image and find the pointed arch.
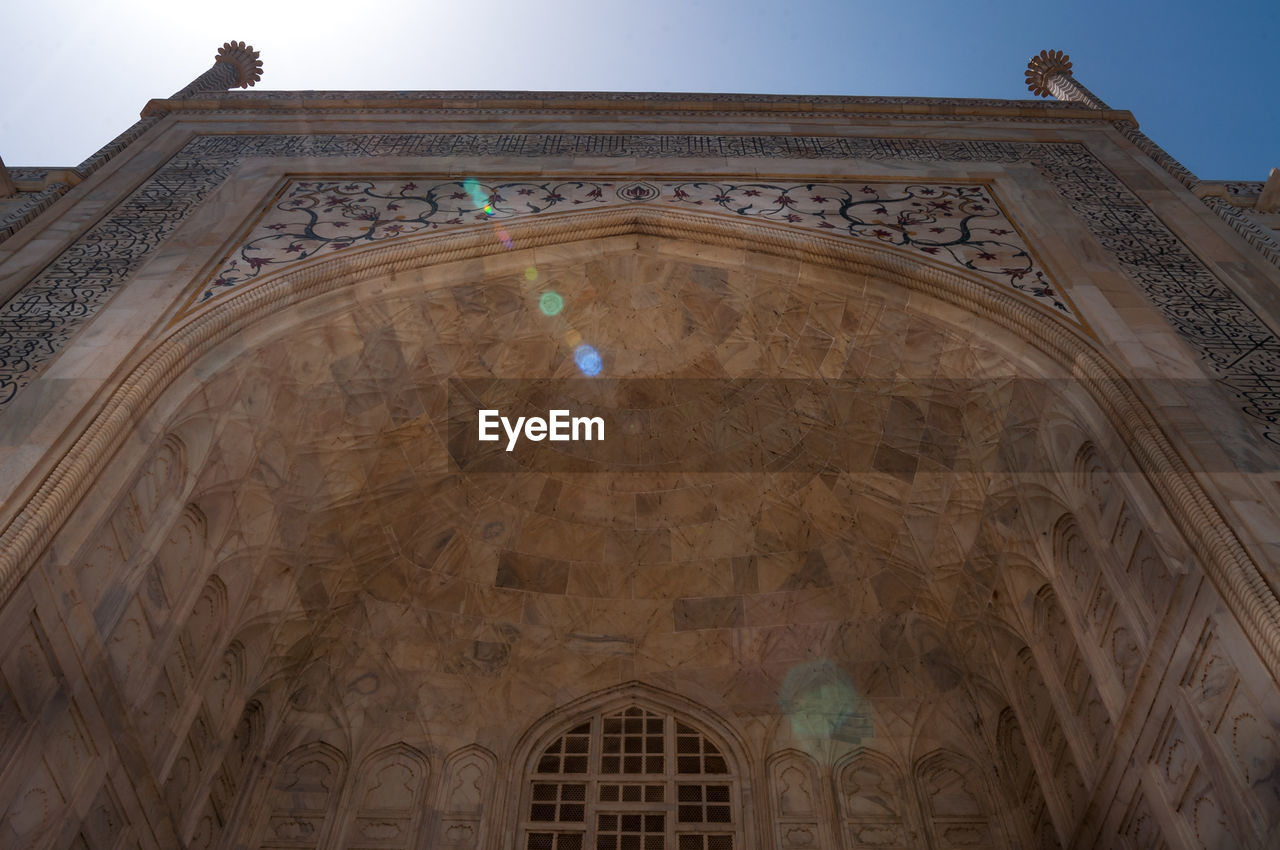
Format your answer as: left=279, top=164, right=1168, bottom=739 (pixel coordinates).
left=509, top=681, right=753, bottom=850
left=766, top=749, right=834, bottom=849
left=247, top=740, right=347, bottom=850
left=913, top=748, right=1003, bottom=849
left=834, top=747, right=913, bottom=849
left=996, top=708, right=1064, bottom=849
left=433, top=744, right=497, bottom=849
left=178, top=573, right=227, bottom=686
left=334, top=742, right=429, bottom=850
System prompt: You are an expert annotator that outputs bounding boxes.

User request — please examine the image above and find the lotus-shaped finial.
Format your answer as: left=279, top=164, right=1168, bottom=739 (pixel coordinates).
left=1025, top=49, right=1072, bottom=98
left=214, top=41, right=263, bottom=88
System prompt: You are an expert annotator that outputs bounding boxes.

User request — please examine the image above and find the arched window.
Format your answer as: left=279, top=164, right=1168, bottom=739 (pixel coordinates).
left=521, top=704, right=739, bottom=850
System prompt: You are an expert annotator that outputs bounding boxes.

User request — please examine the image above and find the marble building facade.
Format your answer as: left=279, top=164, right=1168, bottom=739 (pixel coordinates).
left=0, top=43, right=1278, bottom=850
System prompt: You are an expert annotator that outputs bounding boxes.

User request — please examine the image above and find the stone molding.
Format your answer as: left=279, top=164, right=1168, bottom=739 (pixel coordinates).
left=0, top=182, right=68, bottom=242
left=156, top=104, right=1125, bottom=126
left=75, top=116, right=163, bottom=177
left=5, top=131, right=1278, bottom=449
left=1, top=207, right=1277, bottom=691
left=1201, top=180, right=1267, bottom=200
left=137, top=90, right=1135, bottom=124
left=1115, top=122, right=1200, bottom=192
left=1203, top=196, right=1280, bottom=268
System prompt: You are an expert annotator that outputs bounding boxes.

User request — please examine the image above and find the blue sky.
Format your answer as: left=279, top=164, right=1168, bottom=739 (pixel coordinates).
left=2, top=0, right=1275, bottom=180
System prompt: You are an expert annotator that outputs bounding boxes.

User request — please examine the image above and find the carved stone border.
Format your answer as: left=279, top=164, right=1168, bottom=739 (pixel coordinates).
left=1, top=208, right=1276, bottom=687
left=191, top=175, right=1071, bottom=320
left=4, top=131, right=1277, bottom=446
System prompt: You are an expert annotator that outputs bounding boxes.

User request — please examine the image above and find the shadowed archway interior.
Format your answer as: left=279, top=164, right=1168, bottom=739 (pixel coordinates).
left=14, top=227, right=1252, bottom=850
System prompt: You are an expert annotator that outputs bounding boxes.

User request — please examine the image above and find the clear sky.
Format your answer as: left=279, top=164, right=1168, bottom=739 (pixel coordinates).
left=2, top=0, right=1275, bottom=180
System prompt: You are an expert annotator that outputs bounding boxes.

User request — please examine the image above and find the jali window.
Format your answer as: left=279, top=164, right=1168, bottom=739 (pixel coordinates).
left=523, top=705, right=738, bottom=850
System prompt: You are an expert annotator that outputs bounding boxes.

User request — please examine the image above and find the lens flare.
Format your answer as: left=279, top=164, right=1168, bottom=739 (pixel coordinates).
left=539, top=291, right=564, bottom=316
left=780, top=660, right=868, bottom=756
left=463, top=177, right=493, bottom=213
left=525, top=266, right=539, bottom=281
left=574, top=344, right=603, bottom=377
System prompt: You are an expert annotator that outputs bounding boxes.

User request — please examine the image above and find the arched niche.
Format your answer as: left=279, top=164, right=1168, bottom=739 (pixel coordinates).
left=834, top=746, right=915, bottom=849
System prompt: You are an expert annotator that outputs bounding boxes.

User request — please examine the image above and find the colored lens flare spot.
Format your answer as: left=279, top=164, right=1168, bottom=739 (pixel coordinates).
left=539, top=291, right=564, bottom=316
left=780, top=660, right=869, bottom=754
left=525, top=266, right=538, bottom=281
left=574, top=344, right=603, bottom=377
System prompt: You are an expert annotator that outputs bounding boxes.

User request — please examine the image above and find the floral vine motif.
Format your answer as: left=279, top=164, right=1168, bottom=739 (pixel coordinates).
left=203, top=178, right=1067, bottom=318
left=205, top=179, right=613, bottom=300
left=665, top=182, right=1065, bottom=312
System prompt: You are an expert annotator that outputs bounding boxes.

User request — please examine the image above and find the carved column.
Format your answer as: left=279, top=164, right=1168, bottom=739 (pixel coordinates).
left=1024, top=49, right=1109, bottom=109
left=170, top=41, right=263, bottom=98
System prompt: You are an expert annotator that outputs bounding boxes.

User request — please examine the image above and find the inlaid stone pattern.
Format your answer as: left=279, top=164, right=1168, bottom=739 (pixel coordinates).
left=2, top=132, right=1279, bottom=446
left=197, top=177, right=1064, bottom=317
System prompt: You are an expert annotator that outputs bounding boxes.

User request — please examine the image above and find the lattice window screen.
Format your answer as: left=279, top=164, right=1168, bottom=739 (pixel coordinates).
left=523, top=706, right=738, bottom=849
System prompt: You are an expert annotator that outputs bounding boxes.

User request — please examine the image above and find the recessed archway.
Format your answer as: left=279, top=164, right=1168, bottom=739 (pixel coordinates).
left=4, top=215, right=1266, bottom=849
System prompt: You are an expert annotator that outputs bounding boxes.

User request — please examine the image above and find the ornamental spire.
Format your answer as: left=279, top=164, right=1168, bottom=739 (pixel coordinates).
left=213, top=41, right=264, bottom=89
left=1025, top=49, right=1108, bottom=109
left=170, top=41, right=263, bottom=98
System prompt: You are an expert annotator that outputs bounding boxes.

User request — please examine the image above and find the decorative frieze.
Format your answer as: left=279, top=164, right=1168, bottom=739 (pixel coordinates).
left=2, top=130, right=1279, bottom=451
left=194, top=176, right=1065, bottom=318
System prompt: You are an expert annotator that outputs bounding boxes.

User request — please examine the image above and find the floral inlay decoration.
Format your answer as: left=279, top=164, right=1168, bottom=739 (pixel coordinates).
left=197, top=178, right=1071, bottom=319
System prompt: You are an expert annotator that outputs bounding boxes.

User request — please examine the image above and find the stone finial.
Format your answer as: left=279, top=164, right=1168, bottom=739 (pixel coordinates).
left=1023, top=49, right=1108, bottom=109
left=214, top=41, right=263, bottom=89
left=1025, top=49, right=1073, bottom=98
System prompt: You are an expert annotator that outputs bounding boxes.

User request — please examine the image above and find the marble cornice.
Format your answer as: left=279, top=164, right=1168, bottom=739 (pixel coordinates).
left=140, top=90, right=1137, bottom=124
